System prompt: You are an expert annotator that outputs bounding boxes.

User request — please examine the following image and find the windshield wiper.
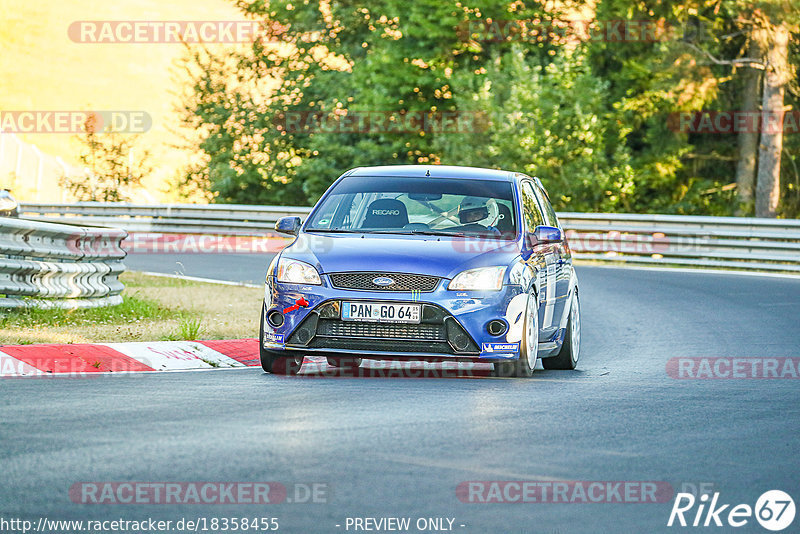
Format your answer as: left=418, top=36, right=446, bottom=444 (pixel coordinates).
left=360, top=229, right=474, bottom=238
left=405, top=230, right=472, bottom=237
left=305, top=228, right=362, bottom=233
left=410, top=230, right=510, bottom=239
left=307, top=228, right=496, bottom=238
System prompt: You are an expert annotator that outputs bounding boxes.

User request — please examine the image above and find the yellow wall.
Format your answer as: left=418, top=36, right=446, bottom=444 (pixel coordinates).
left=0, top=0, right=244, bottom=202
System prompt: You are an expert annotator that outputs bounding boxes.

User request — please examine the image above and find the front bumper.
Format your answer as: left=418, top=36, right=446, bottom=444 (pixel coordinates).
left=262, top=275, right=526, bottom=361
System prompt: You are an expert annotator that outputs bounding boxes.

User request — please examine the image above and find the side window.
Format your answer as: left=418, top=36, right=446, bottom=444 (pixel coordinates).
left=533, top=183, right=559, bottom=227
left=520, top=182, right=545, bottom=232
left=319, top=193, right=366, bottom=229
left=310, top=200, right=339, bottom=228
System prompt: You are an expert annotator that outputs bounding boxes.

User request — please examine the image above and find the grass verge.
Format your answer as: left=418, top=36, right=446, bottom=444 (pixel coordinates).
left=0, top=272, right=261, bottom=344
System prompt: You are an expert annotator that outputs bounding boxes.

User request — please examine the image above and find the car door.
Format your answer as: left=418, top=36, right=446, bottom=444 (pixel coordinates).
left=519, top=180, right=559, bottom=340
left=531, top=180, right=570, bottom=335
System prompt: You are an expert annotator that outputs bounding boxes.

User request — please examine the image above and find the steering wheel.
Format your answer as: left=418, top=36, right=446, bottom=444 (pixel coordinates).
left=426, top=206, right=462, bottom=228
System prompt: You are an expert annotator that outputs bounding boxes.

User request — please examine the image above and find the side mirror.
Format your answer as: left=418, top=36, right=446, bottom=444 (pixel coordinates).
left=527, top=225, right=563, bottom=247
left=275, top=216, right=302, bottom=236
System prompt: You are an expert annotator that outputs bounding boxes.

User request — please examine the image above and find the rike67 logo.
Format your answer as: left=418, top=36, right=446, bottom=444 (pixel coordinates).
left=668, top=490, right=795, bottom=531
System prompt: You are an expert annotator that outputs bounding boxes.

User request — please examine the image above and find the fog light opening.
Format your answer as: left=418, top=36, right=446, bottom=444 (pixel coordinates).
left=295, top=328, right=312, bottom=344
left=267, top=310, right=285, bottom=328
left=487, top=320, right=508, bottom=336
left=445, top=318, right=472, bottom=352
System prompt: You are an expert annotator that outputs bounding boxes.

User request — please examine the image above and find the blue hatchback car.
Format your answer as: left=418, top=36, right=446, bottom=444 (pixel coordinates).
left=261, top=165, right=580, bottom=377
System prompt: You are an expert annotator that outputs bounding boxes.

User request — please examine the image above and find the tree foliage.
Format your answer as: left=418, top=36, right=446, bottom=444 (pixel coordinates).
left=178, top=0, right=800, bottom=217
left=61, top=115, right=152, bottom=202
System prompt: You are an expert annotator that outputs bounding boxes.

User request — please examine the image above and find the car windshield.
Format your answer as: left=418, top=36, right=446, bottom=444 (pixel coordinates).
left=306, top=176, right=518, bottom=239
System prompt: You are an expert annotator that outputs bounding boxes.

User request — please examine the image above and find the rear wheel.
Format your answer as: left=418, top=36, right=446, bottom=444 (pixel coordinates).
left=493, top=292, right=538, bottom=378
left=326, top=356, right=363, bottom=369
left=259, top=303, right=304, bottom=375
left=543, top=290, right=580, bottom=370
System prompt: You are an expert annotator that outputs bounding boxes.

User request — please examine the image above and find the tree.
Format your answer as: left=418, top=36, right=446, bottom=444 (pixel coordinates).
left=434, top=45, right=635, bottom=212
left=61, top=113, right=152, bottom=202
left=179, top=0, right=584, bottom=204
left=589, top=0, right=799, bottom=216
left=681, top=3, right=798, bottom=217
left=755, top=20, right=792, bottom=217
left=176, top=0, right=800, bottom=217
left=735, top=38, right=761, bottom=214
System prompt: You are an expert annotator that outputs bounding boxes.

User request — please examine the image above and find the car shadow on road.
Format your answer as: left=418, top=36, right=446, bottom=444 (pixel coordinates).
left=262, top=356, right=595, bottom=380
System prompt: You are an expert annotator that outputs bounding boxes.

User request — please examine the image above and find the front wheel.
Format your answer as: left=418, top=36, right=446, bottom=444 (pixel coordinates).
left=543, top=290, right=580, bottom=370
left=493, top=292, right=538, bottom=378
left=260, top=303, right=304, bottom=375
left=265, top=355, right=304, bottom=375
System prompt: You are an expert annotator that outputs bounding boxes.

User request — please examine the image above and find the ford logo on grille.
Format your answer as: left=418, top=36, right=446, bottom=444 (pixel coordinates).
left=372, top=276, right=396, bottom=286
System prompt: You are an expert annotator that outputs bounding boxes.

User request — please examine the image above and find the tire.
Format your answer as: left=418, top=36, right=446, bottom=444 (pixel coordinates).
left=259, top=303, right=304, bottom=375
left=493, top=292, right=538, bottom=378
left=326, top=356, right=363, bottom=368
left=543, top=289, right=580, bottom=370
left=267, top=355, right=304, bottom=375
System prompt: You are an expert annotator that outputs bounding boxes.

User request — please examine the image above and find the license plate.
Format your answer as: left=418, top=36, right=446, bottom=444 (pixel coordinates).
left=341, top=302, right=421, bottom=324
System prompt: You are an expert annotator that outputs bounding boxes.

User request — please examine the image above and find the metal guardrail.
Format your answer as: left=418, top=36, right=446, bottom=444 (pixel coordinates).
left=563, top=212, right=800, bottom=273
left=20, top=202, right=310, bottom=234
left=0, top=216, right=127, bottom=308
left=19, top=202, right=800, bottom=274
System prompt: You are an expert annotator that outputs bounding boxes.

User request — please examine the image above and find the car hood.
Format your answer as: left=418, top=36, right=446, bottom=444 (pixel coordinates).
left=281, top=233, right=521, bottom=280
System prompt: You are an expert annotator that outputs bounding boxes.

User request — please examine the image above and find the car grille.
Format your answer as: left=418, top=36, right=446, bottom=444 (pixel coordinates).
left=286, top=301, right=479, bottom=355
left=307, top=338, right=454, bottom=354
left=328, top=272, right=440, bottom=292
left=317, top=320, right=446, bottom=341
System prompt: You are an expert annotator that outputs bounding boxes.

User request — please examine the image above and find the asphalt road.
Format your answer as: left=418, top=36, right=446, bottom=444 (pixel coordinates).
left=2, top=255, right=799, bottom=533
left=124, top=253, right=271, bottom=285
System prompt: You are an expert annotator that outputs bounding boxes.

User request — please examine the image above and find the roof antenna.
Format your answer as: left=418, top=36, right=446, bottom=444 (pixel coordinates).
left=425, top=169, right=430, bottom=177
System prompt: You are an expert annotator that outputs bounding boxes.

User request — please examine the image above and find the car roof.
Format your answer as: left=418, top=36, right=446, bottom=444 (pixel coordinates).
left=345, top=165, right=520, bottom=182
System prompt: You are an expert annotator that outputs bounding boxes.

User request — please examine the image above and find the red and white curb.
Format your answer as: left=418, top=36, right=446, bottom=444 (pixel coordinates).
left=0, top=339, right=495, bottom=378
left=0, top=339, right=264, bottom=377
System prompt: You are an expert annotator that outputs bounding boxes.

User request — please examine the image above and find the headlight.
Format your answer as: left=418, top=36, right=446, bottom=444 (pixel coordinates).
left=448, top=266, right=506, bottom=291
left=276, top=258, right=321, bottom=285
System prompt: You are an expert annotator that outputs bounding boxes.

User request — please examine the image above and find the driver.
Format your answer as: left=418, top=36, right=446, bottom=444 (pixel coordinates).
left=457, top=197, right=500, bottom=233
